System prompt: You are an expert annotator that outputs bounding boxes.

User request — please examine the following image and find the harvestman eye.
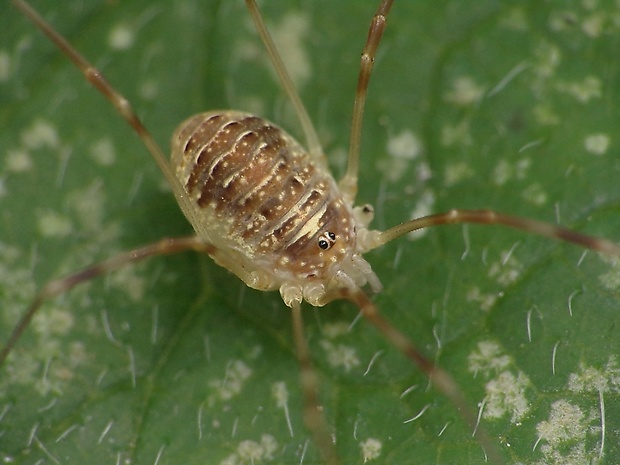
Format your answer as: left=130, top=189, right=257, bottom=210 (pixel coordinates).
left=318, top=232, right=336, bottom=250
left=4, top=1, right=620, bottom=464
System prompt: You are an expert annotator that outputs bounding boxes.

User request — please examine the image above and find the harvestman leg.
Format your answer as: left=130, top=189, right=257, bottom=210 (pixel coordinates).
left=374, top=209, right=620, bottom=255
left=290, top=302, right=339, bottom=465
left=6, top=2, right=338, bottom=464
left=316, top=0, right=620, bottom=462
left=247, top=2, right=410, bottom=464
left=0, top=237, right=214, bottom=365
left=7, top=2, right=345, bottom=464
left=245, top=0, right=326, bottom=169
left=340, top=0, right=394, bottom=203
left=4, top=0, right=241, bottom=365
left=246, top=2, right=396, bottom=462
left=5, top=2, right=467, bottom=464
left=252, top=0, right=501, bottom=462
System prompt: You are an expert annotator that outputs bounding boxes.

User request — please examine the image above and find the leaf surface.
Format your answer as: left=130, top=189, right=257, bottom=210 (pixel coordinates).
left=2, top=1, right=620, bottom=464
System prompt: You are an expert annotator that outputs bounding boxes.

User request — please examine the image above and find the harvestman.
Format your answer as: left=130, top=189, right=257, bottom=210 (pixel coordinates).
left=4, top=0, right=620, bottom=463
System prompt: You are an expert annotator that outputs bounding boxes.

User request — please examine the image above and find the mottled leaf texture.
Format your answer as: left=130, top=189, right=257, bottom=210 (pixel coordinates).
left=2, top=1, right=620, bottom=464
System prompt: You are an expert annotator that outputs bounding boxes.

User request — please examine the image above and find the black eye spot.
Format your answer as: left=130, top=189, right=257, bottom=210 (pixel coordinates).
left=318, top=231, right=336, bottom=250
left=362, top=204, right=373, bottom=214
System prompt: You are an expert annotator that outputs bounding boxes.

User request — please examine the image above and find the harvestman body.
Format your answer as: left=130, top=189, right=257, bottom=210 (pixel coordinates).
left=5, top=0, right=620, bottom=463
left=171, top=110, right=381, bottom=306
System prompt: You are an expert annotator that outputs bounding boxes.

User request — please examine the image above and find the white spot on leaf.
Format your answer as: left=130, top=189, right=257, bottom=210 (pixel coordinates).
left=534, top=400, right=600, bottom=465
left=483, top=371, right=531, bottom=422
left=220, top=434, right=278, bottom=465
left=583, top=133, right=610, bottom=156
left=582, top=13, right=606, bottom=37
left=466, top=287, right=498, bottom=312
left=568, top=357, right=620, bottom=394
left=441, top=120, right=472, bottom=147
left=271, top=381, right=289, bottom=407
left=488, top=252, right=523, bottom=287
left=89, top=138, right=116, bottom=166
left=444, top=161, right=474, bottom=187
left=387, top=130, right=422, bottom=160
left=108, top=23, right=134, bottom=50
left=37, top=210, right=73, bottom=238
left=320, top=340, right=360, bottom=373
left=522, top=182, right=548, bottom=206
left=5, top=149, right=32, bottom=172
left=533, top=42, right=561, bottom=79
left=20, top=119, right=59, bottom=150
left=208, top=360, right=253, bottom=404
left=598, top=255, right=620, bottom=291
left=270, top=12, right=311, bottom=89
left=468, top=341, right=511, bottom=377
left=557, top=76, right=602, bottom=102
left=444, top=76, right=485, bottom=106
left=492, top=158, right=530, bottom=186
left=468, top=341, right=532, bottom=423
left=322, top=322, right=350, bottom=339
left=377, top=130, right=424, bottom=182
left=360, top=437, right=382, bottom=462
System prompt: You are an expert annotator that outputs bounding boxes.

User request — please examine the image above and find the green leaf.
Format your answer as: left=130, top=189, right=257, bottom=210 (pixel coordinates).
left=2, top=1, right=620, bottom=464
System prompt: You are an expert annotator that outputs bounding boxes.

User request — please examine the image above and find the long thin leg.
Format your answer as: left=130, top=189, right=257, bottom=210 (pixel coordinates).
left=9, top=0, right=211, bottom=241
left=291, top=302, right=339, bottom=465
left=345, top=289, right=503, bottom=465
left=245, top=0, right=326, bottom=169
left=0, top=236, right=212, bottom=366
left=369, top=208, right=620, bottom=256
left=340, top=0, right=395, bottom=203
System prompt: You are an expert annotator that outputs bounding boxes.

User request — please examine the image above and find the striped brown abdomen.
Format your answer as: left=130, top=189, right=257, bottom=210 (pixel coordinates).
left=171, top=111, right=356, bottom=281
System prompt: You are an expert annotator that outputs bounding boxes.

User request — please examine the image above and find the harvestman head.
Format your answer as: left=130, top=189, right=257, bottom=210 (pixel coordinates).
left=4, top=0, right=620, bottom=463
